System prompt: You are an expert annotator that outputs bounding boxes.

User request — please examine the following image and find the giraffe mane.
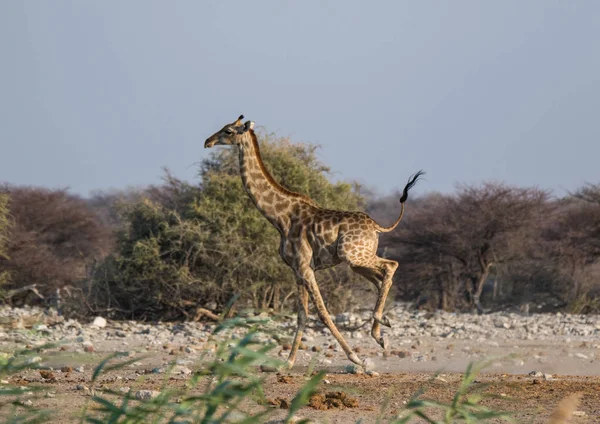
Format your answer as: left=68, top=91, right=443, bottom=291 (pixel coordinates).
left=248, top=130, right=318, bottom=207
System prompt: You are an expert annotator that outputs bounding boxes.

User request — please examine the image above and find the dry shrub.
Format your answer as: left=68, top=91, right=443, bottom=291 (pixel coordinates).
left=0, top=186, right=113, bottom=308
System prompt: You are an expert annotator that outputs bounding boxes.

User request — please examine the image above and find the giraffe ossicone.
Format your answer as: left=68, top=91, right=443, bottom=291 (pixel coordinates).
left=204, top=115, right=424, bottom=369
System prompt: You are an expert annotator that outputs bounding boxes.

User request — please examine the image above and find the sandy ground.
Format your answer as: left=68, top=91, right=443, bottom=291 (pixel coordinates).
left=3, top=330, right=599, bottom=423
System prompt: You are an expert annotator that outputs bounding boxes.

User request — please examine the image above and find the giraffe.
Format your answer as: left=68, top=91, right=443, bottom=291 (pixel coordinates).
left=204, top=115, right=423, bottom=369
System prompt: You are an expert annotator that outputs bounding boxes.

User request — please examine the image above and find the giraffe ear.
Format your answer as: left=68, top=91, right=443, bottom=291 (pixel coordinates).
left=244, top=120, right=255, bottom=131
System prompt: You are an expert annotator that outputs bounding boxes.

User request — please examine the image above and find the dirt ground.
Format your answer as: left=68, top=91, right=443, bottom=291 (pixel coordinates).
left=5, top=347, right=599, bottom=424
left=2, top=309, right=599, bottom=423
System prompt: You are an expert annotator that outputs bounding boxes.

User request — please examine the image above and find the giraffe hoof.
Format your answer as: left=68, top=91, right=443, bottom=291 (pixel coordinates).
left=349, top=352, right=362, bottom=365
left=378, top=336, right=388, bottom=350
left=374, top=315, right=392, bottom=328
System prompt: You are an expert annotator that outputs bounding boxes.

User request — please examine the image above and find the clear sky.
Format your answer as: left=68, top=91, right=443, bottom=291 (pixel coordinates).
left=1, top=1, right=599, bottom=198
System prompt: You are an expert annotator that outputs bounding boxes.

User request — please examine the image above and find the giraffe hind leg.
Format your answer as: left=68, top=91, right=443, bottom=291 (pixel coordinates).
left=369, top=259, right=398, bottom=348
left=351, top=260, right=397, bottom=349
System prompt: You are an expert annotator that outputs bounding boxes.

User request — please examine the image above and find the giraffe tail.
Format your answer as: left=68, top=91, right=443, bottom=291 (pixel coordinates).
left=375, top=170, right=425, bottom=233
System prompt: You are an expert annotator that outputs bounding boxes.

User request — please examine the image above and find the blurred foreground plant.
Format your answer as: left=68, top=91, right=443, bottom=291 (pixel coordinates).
left=80, top=322, right=322, bottom=423
left=0, top=343, right=55, bottom=423
left=392, top=358, right=515, bottom=424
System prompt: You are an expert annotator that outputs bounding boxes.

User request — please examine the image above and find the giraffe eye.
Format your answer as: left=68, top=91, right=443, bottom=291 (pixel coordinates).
left=225, top=128, right=234, bottom=135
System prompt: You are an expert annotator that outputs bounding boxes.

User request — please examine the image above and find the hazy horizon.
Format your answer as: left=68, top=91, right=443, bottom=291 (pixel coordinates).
left=1, top=1, right=599, bottom=199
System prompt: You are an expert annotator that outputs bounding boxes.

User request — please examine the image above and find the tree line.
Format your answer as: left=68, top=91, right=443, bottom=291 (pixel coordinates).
left=1, top=132, right=598, bottom=318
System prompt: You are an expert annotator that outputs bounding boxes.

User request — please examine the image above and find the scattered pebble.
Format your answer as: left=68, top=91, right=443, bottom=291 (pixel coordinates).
left=135, top=390, right=160, bottom=400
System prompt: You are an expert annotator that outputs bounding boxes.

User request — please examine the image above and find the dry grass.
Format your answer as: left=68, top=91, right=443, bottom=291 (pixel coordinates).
left=547, top=392, right=582, bottom=424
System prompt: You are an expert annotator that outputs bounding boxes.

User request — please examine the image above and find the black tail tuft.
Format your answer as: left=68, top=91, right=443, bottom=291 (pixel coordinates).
left=399, top=170, right=425, bottom=203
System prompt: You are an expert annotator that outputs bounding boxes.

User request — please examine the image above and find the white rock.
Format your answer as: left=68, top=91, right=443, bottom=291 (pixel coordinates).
left=92, top=317, right=107, bottom=328
left=362, top=358, right=375, bottom=371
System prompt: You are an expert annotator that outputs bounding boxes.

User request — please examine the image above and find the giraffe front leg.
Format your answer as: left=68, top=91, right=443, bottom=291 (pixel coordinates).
left=299, top=267, right=362, bottom=367
left=286, top=283, right=309, bottom=369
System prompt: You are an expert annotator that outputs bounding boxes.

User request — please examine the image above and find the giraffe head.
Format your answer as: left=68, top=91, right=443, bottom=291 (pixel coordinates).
left=204, top=115, right=255, bottom=148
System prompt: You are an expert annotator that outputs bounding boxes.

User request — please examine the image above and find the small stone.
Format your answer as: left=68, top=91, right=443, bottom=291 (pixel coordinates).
left=119, top=387, right=130, bottom=394
left=572, top=411, right=586, bottom=417
left=39, top=370, right=56, bottom=380
left=135, top=390, right=160, bottom=400
left=528, top=371, right=543, bottom=378
left=60, top=366, right=72, bottom=373
left=344, top=364, right=363, bottom=374
left=92, top=317, right=107, bottom=328
left=20, top=399, right=33, bottom=406
left=575, top=353, right=588, bottom=359
left=311, top=346, right=322, bottom=352
left=84, top=345, right=94, bottom=353
left=184, top=346, right=195, bottom=354
left=260, top=364, right=278, bottom=373
left=176, top=366, right=192, bottom=376
left=394, top=350, right=410, bottom=359
left=366, top=370, right=380, bottom=377
left=282, top=343, right=291, bottom=351
left=26, top=356, right=42, bottom=365
left=75, top=366, right=85, bottom=373
left=45, top=392, right=56, bottom=398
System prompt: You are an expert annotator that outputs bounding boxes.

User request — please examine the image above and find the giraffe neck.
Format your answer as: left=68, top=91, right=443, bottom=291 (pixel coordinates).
left=238, top=131, right=306, bottom=233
